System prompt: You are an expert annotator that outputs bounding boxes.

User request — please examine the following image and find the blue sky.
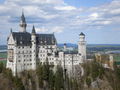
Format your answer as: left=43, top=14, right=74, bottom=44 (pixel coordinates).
left=0, top=0, right=120, bottom=45
left=64, top=0, right=112, bottom=7
left=0, top=0, right=4, bottom=3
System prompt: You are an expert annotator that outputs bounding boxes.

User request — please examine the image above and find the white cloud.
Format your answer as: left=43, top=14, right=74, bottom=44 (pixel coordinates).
left=35, top=27, right=48, bottom=33
left=90, top=13, right=99, bottom=19
left=5, top=0, right=64, bottom=5
left=110, top=8, right=120, bottom=14
left=0, top=0, right=120, bottom=44
left=51, top=26, right=63, bottom=33
left=54, top=6, right=76, bottom=11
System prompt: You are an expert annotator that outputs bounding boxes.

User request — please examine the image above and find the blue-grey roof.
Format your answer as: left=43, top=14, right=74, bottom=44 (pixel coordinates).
left=21, top=12, right=26, bottom=23
left=12, top=32, right=31, bottom=46
left=79, top=32, right=85, bottom=36
left=64, top=51, right=78, bottom=54
left=36, top=34, right=57, bottom=45
left=11, top=32, right=57, bottom=46
left=32, top=26, right=36, bottom=34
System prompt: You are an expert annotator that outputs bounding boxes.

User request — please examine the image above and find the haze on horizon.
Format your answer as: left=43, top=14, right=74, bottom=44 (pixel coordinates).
left=0, top=0, right=120, bottom=45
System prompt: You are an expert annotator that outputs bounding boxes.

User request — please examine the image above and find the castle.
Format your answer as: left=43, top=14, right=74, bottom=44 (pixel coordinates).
left=6, top=12, right=87, bottom=76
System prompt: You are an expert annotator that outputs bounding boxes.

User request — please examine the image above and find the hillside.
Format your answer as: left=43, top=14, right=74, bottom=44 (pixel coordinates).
left=0, top=59, right=120, bottom=90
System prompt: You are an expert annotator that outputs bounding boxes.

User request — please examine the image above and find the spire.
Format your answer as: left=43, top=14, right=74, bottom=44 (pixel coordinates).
left=21, top=11, right=26, bottom=23
left=10, top=28, right=12, bottom=33
left=19, top=11, right=27, bottom=32
left=32, top=25, right=36, bottom=34
left=79, top=32, right=85, bottom=36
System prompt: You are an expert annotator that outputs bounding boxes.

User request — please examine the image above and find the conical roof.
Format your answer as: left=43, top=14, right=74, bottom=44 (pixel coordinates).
left=32, top=25, right=36, bottom=34
left=21, top=11, right=26, bottom=23
left=79, top=32, right=85, bottom=36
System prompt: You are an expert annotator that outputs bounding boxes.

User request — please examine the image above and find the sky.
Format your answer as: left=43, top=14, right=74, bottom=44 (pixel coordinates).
left=0, top=0, right=120, bottom=45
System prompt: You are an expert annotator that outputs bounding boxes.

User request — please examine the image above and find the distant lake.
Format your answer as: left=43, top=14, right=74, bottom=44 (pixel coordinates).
left=106, top=50, right=120, bottom=54
left=0, top=45, right=7, bottom=52
left=1, top=44, right=120, bottom=53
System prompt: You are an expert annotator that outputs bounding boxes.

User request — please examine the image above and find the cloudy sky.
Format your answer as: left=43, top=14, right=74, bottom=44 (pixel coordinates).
left=0, top=0, right=120, bottom=45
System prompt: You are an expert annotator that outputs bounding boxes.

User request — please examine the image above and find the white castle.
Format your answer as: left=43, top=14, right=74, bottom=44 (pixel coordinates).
left=6, top=13, right=86, bottom=76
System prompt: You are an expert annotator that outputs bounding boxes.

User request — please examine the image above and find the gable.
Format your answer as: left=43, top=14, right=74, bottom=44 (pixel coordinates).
left=8, top=33, right=15, bottom=45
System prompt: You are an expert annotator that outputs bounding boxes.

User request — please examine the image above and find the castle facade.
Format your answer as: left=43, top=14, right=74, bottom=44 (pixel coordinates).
left=6, top=13, right=86, bottom=76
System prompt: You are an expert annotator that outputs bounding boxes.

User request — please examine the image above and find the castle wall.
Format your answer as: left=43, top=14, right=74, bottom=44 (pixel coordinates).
left=6, top=13, right=86, bottom=76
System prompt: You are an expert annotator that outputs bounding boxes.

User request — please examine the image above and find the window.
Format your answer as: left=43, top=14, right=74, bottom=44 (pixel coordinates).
left=8, top=49, right=14, bottom=62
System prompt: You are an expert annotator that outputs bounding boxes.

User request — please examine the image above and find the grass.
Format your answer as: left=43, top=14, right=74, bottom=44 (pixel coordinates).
left=0, top=52, right=7, bottom=58
left=114, top=55, right=120, bottom=62
left=0, top=52, right=7, bottom=65
left=0, top=60, right=7, bottom=66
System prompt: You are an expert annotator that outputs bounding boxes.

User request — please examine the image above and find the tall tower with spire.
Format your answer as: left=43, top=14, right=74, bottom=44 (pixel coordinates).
left=19, top=12, right=27, bottom=32
left=31, top=25, right=37, bottom=70
left=78, top=32, right=86, bottom=61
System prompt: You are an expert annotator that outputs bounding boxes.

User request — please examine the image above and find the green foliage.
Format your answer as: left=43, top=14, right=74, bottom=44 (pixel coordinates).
left=3, top=68, right=13, bottom=80
left=13, top=76, right=25, bottom=90
left=0, top=62, right=4, bottom=73
left=42, top=62, right=50, bottom=81
left=114, top=64, right=120, bottom=80
left=36, top=64, right=44, bottom=88
left=54, top=66, right=64, bottom=90
left=86, top=77, right=91, bottom=87
left=82, top=62, right=91, bottom=77
left=49, top=70, right=55, bottom=90
left=91, top=61, right=105, bottom=80
left=72, top=79, right=79, bottom=90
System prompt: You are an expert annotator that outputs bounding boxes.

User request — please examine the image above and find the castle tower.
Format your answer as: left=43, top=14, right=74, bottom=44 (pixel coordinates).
left=78, top=32, right=86, bottom=60
left=64, top=43, right=67, bottom=51
left=19, top=12, right=27, bottom=32
left=31, top=25, right=37, bottom=70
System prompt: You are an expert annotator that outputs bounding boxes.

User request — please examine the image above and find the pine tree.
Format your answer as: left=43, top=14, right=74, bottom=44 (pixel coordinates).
left=49, top=70, right=55, bottom=90
left=54, top=66, right=64, bottom=90
left=0, top=62, right=4, bottom=73
left=43, top=60, right=50, bottom=81
left=36, top=64, right=44, bottom=88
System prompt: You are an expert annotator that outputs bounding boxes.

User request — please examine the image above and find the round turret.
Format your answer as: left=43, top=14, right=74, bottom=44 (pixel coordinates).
left=19, top=12, right=27, bottom=32
left=79, top=32, right=85, bottom=42
left=79, top=32, right=85, bottom=36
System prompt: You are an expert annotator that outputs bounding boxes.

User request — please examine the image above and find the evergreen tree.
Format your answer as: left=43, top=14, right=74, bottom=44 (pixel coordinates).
left=13, top=76, right=25, bottom=90
left=36, top=64, right=44, bottom=88
left=0, top=62, right=4, bottom=73
left=43, top=61, right=50, bottom=81
left=49, top=70, right=55, bottom=90
left=54, top=66, right=64, bottom=90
